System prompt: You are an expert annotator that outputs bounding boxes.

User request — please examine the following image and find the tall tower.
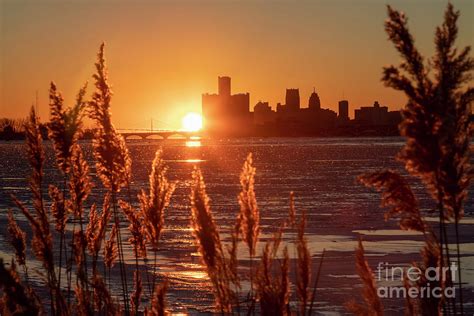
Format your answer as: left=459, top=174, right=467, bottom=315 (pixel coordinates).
left=285, top=89, right=300, bottom=111
left=338, top=100, right=349, bottom=119
left=218, top=76, right=231, bottom=96
left=308, top=89, right=321, bottom=110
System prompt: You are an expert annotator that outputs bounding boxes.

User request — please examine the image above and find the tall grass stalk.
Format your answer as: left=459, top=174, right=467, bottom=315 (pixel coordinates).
left=238, top=153, right=260, bottom=300
left=384, top=3, right=472, bottom=312
left=139, top=149, right=175, bottom=295
left=190, top=167, right=233, bottom=313
left=89, top=43, right=133, bottom=314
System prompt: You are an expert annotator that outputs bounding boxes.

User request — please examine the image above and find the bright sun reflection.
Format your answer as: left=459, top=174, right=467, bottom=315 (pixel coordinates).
left=182, top=112, right=202, bottom=132
left=185, top=140, right=201, bottom=147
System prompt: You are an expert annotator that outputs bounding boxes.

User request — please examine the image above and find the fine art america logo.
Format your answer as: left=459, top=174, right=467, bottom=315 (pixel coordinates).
left=375, top=262, right=457, bottom=299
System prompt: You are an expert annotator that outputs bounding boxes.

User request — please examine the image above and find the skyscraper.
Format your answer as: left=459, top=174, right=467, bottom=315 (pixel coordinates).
left=202, top=76, right=251, bottom=137
left=338, top=100, right=349, bottom=119
left=308, top=89, right=321, bottom=110
left=285, top=89, right=300, bottom=112
left=218, top=76, right=231, bottom=96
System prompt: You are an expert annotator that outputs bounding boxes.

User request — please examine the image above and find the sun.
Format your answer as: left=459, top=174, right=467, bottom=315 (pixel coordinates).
left=182, top=112, right=203, bottom=132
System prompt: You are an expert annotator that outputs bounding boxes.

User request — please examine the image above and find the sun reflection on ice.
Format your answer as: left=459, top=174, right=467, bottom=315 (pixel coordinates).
left=185, top=140, right=201, bottom=147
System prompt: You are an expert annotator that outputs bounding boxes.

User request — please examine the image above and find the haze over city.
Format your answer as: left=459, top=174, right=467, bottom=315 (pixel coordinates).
left=0, top=0, right=473, bottom=314
left=2, top=0, right=472, bottom=130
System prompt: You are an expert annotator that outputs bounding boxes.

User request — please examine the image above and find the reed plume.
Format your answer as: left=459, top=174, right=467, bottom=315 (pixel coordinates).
left=226, top=220, right=241, bottom=289
left=75, top=284, right=90, bottom=316
left=238, top=153, right=260, bottom=303
left=288, top=191, right=296, bottom=228
left=417, top=235, right=443, bottom=315
left=69, top=145, right=92, bottom=218
left=120, top=200, right=145, bottom=315
left=345, top=239, right=383, bottom=316
left=47, top=81, right=87, bottom=174
left=147, top=281, right=168, bottom=316
left=89, top=43, right=131, bottom=313
left=120, top=200, right=147, bottom=258
left=86, top=203, right=99, bottom=252
left=402, top=271, right=419, bottom=315
left=238, top=153, right=260, bottom=258
left=0, top=259, right=42, bottom=315
left=6, top=210, right=26, bottom=267
left=89, top=43, right=131, bottom=192
left=13, top=107, right=66, bottom=314
left=296, top=210, right=311, bottom=316
left=255, top=244, right=290, bottom=316
left=139, top=149, right=175, bottom=252
left=139, top=149, right=175, bottom=294
left=69, top=143, right=92, bottom=302
left=190, top=167, right=233, bottom=313
left=49, top=185, right=69, bottom=234
left=73, top=231, right=87, bottom=285
left=358, top=170, right=426, bottom=233
left=86, top=193, right=111, bottom=273
left=381, top=4, right=473, bottom=312
left=104, top=223, right=119, bottom=269
left=48, top=81, right=88, bottom=301
left=131, top=270, right=143, bottom=315
left=91, top=275, right=118, bottom=316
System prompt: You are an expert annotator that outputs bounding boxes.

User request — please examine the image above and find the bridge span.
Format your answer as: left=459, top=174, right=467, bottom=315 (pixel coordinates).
left=118, top=129, right=202, bottom=140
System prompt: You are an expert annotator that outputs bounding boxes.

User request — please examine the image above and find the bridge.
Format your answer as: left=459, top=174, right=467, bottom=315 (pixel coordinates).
left=117, top=128, right=202, bottom=140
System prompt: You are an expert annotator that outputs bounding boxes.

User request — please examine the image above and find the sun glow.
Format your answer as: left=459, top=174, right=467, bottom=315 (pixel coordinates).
left=182, top=112, right=203, bottom=132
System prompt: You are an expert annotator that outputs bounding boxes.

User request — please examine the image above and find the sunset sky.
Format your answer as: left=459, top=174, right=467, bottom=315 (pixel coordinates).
left=1, top=0, right=473, bottom=130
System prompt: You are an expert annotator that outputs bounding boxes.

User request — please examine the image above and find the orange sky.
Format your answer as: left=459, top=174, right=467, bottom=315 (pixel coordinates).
left=1, top=0, right=473, bottom=130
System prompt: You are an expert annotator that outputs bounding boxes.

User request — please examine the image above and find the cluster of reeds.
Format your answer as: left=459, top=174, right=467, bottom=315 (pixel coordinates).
left=0, top=117, right=27, bottom=133
left=0, top=44, right=173, bottom=315
left=189, top=154, right=326, bottom=315
left=4, top=45, right=330, bottom=315
left=0, top=75, right=325, bottom=315
left=352, top=3, right=472, bottom=315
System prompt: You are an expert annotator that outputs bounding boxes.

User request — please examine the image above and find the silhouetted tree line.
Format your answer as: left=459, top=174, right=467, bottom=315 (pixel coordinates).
left=0, top=118, right=95, bottom=141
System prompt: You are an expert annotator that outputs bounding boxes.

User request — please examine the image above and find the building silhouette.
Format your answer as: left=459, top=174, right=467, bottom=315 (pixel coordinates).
left=254, top=101, right=276, bottom=126
left=201, top=76, right=402, bottom=137
left=354, top=101, right=401, bottom=126
left=285, top=89, right=300, bottom=112
left=338, top=100, right=349, bottom=120
left=202, top=76, right=251, bottom=137
left=308, top=89, right=321, bottom=110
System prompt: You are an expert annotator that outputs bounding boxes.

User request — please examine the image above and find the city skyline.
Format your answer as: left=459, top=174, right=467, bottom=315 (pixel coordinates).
left=202, top=76, right=402, bottom=137
left=1, top=0, right=473, bottom=130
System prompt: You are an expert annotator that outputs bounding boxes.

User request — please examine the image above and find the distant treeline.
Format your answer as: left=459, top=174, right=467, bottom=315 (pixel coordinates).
left=0, top=117, right=95, bottom=140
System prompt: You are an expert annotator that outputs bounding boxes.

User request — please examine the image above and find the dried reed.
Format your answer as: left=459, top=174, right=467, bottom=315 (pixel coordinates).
left=86, top=193, right=112, bottom=275
left=0, top=259, right=42, bottom=315
left=255, top=244, right=290, bottom=316
left=296, top=210, right=311, bottom=316
left=91, top=275, right=119, bottom=316
left=120, top=200, right=146, bottom=314
left=13, top=107, right=67, bottom=314
left=139, top=149, right=175, bottom=294
left=131, top=270, right=143, bottom=315
left=89, top=43, right=131, bottom=192
left=6, top=210, right=26, bottom=268
left=238, top=153, right=260, bottom=258
left=238, top=153, right=260, bottom=301
left=190, top=167, right=233, bottom=313
left=120, top=200, right=147, bottom=259
left=147, top=281, right=168, bottom=316
left=139, top=149, right=175, bottom=251
left=358, top=170, right=425, bottom=233
left=104, top=223, right=119, bottom=269
left=89, top=43, right=131, bottom=313
left=47, top=81, right=87, bottom=174
left=382, top=3, right=473, bottom=312
left=345, top=239, right=383, bottom=316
